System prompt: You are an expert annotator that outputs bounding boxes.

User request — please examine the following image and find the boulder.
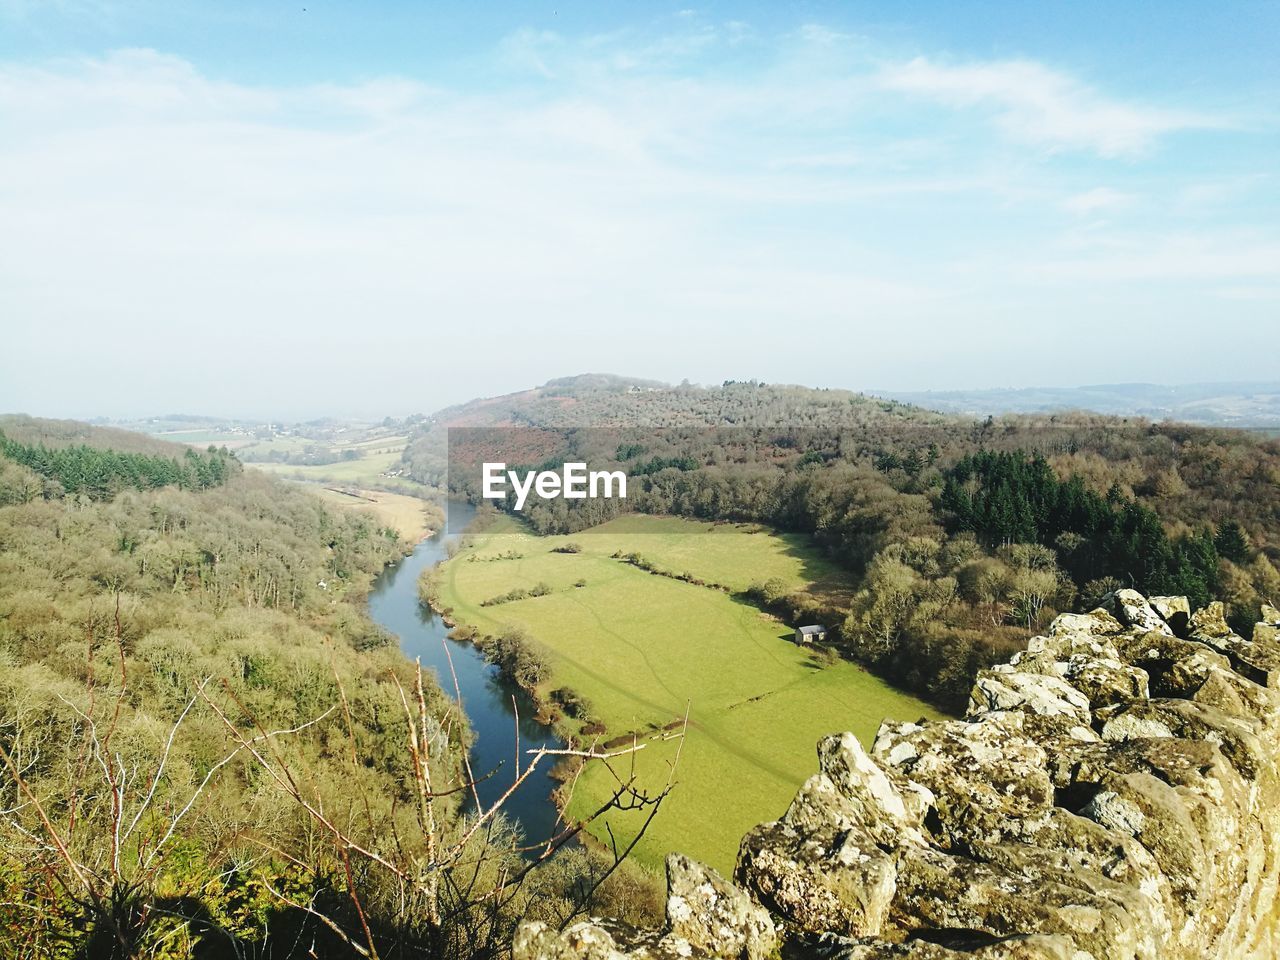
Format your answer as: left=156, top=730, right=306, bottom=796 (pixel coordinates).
left=873, top=713, right=1054, bottom=850
left=665, top=854, right=777, bottom=960
left=1149, top=596, right=1191, bottom=636
left=737, top=818, right=897, bottom=937
left=1107, top=589, right=1174, bottom=636
left=967, top=669, right=1092, bottom=724
left=1188, top=602, right=1235, bottom=642
left=514, top=859, right=777, bottom=960
left=514, top=920, right=660, bottom=960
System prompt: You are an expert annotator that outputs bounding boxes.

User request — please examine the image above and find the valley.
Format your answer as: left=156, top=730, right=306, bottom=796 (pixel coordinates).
left=6, top=376, right=1280, bottom=953
left=428, top=513, right=942, bottom=871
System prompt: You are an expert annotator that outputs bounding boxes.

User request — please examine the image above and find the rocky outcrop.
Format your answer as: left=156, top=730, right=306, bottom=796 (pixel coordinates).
left=515, top=591, right=1280, bottom=960
left=515, top=855, right=778, bottom=960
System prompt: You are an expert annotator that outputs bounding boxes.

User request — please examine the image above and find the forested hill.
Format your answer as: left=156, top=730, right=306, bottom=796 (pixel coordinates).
left=403, top=375, right=943, bottom=486
left=0, top=426, right=237, bottom=500
left=0, top=420, right=465, bottom=954
left=0, top=413, right=195, bottom=456
left=415, top=374, right=934, bottom=433
left=403, top=375, right=1280, bottom=708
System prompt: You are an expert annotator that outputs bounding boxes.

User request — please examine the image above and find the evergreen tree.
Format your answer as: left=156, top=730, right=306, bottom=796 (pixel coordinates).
left=1214, top=519, right=1250, bottom=564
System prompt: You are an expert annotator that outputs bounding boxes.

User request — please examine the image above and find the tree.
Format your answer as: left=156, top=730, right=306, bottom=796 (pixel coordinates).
left=1215, top=519, right=1250, bottom=564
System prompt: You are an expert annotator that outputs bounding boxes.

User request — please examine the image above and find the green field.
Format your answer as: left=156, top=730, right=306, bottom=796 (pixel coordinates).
left=434, top=514, right=943, bottom=872
left=142, top=422, right=417, bottom=489
left=247, top=447, right=407, bottom=485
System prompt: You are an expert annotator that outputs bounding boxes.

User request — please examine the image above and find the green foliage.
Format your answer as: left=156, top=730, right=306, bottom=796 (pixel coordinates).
left=0, top=429, right=237, bottom=499
left=1215, top=519, right=1251, bottom=564
left=630, top=454, right=699, bottom=475
left=480, top=582, right=554, bottom=606
left=407, top=377, right=1279, bottom=599
left=0, top=462, right=473, bottom=956
left=941, top=451, right=1221, bottom=608
left=483, top=626, right=553, bottom=689
left=550, top=685, right=594, bottom=720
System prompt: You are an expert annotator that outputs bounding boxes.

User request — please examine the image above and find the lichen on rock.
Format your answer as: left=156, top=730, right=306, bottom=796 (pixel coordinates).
left=514, top=593, right=1280, bottom=960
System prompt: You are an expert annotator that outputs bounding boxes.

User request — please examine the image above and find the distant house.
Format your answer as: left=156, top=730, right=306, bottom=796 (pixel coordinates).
left=795, top=624, right=826, bottom=644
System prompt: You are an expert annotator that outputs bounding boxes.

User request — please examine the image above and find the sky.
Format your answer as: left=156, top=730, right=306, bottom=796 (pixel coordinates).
left=1, top=1, right=1277, bottom=419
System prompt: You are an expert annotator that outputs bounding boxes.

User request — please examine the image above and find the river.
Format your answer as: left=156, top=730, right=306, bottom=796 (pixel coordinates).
left=366, top=500, right=567, bottom=843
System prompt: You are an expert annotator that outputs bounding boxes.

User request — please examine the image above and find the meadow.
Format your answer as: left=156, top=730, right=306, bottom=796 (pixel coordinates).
left=308, top=485, right=438, bottom=541
left=433, top=514, right=943, bottom=872
left=247, top=446, right=408, bottom=485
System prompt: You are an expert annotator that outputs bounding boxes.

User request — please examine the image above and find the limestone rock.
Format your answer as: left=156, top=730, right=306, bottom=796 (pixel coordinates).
left=1049, top=608, right=1124, bottom=637
left=1107, top=589, right=1174, bottom=636
left=514, top=920, right=655, bottom=960
left=873, top=713, right=1054, bottom=850
left=815, top=932, right=1075, bottom=959
left=665, top=854, right=777, bottom=960
left=520, top=592, right=1280, bottom=960
left=815, top=732, right=921, bottom=840
left=1149, top=596, right=1191, bottom=636
left=1188, top=601, right=1235, bottom=642
left=968, top=669, right=1092, bottom=722
left=736, top=735, right=908, bottom=936
left=737, top=817, right=897, bottom=937
left=515, top=860, right=777, bottom=960
left=1060, top=654, right=1149, bottom=708
left=891, top=844, right=1157, bottom=960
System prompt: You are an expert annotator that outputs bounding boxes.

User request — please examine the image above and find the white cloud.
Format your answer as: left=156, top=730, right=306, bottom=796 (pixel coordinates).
left=1061, top=187, right=1133, bottom=216
left=879, top=57, right=1218, bottom=157
left=1016, top=232, right=1280, bottom=283
left=0, top=34, right=1274, bottom=415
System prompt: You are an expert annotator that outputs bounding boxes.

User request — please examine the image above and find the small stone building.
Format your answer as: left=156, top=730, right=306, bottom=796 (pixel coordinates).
left=794, top=624, right=826, bottom=644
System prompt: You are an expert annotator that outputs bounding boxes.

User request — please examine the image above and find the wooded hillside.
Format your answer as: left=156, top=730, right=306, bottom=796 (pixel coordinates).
left=0, top=419, right=666, bottom=958
left=404, top=376, right=1280, bottom=707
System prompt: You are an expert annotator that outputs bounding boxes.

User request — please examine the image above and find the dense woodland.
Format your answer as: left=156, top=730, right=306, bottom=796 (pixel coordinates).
left=0, top=420, right=657, bottom=958
left=0, top=430, right=236, bottom=500
left=406, top=376, right=1280, bottom=708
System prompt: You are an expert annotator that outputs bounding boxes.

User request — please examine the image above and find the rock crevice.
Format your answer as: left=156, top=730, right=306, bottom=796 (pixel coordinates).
left=516, top=591, right=1280, bottom=959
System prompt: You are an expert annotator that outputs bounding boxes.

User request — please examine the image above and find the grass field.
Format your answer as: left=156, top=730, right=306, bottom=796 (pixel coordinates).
left=248, top=448, right=407, bottom=486
left=153, top=428, right=261, bottom=447
left=434, top=514, right=943, bottom=872
left=564, top=514, right=852, bottom=597
left=145, top=422, right=416, bottom=489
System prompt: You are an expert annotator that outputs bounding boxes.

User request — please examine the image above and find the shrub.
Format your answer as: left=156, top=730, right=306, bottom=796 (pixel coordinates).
left=550, top=686, right=594, bottom=719
left=484, top=627, right=551, bottom=690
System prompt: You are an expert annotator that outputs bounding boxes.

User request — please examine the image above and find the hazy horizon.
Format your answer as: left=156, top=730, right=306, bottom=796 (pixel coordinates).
left=3, top=2, right=1277, bottom=420
left=2, top=372, right=1275, bottom=426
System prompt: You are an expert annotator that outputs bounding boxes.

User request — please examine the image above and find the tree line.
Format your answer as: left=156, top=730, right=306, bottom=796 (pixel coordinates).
left=0, top=429, right=237, bottom=499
